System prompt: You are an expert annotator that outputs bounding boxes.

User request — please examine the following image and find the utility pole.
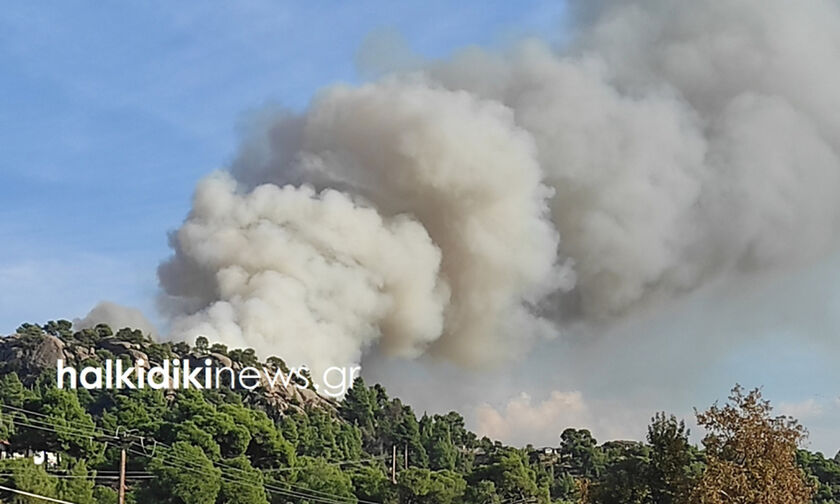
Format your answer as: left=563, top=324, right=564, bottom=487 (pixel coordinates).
left=404, top=443, right=408, bottom=469
left=118, top=447, right=127, bottom=504
left=391, top=445, right=397, bottom=483
left=110, top=427, right=135, bottom=504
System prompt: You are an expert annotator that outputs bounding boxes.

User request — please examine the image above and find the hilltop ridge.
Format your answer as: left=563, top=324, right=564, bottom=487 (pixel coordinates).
left=0, top=320, right=837, bottom=504
left=2, top=321, right=334, bottom=416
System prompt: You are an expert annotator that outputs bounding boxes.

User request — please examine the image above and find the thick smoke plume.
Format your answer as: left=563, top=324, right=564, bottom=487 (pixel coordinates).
left=160, top=0, right=840, bottom=375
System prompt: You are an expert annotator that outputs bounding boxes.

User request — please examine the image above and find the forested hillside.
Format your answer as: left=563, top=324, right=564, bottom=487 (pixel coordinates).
left=0, top=321, right=837, bottom=504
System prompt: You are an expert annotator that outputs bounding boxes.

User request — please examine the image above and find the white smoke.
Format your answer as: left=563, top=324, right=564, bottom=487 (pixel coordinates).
left=75, top=301, right=159, bottom=340
left=159, top=0, right=840, bottom=375
left=160, top=82, right=567, bottom=372
left=160, top=172, right=448, bottom=372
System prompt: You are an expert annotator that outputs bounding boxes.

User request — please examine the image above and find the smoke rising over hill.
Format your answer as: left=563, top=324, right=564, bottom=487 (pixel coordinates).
left=157, top=0, right=840, bottom=377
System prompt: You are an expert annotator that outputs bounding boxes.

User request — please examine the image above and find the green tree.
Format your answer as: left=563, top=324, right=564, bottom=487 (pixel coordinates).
left=471, top=448, right=541, bottom=502
left=102, top=388, right=167, bottom=436
left=217, top=456, right=269, bottom=504
left=169, top=420, right=222, bottom=460
left=16, top=323, right=45, bottom=341
left=560, top=429, right=605, bottom=479
left=93, top=486, right=118, bottom=504
left=422, top=419, right=456, bottom=471
left=195, top=336, right=210, bottom=354
left=228, top=348, right=259, bottom=368
left=464, top=480, right=500, bottom=504
left=591, top=442, right=649, bottom=504
left=6, top=459, right=58, bottom=504
left=550, top=473, right=580, bottom=503
left=349, top=465, right=394, bottom=503
left=397, top=468, right=465, bottom=504
left=146, top=442, right=222, bottom=504
left=220, top=405, right=295, bottom=469
left=647, top=413, right=699, bottom=504
left=288, top=456, right=356, bottom=503
left=34, top=387, right=102, bottom=460
left=42, top=320, right=73, bottom=339
left=57, top=459, right=95, bottom=504
left=265, top=357, right=289, bottom=374
left=210, top=343, right=229, bottom=355
left=115, top=328, right=144, bottom=345
left=0, top=372, right=27, bottom=407
left=164, top=389, right=251, bottom=460
left=797, top=449, right=840, bottom=503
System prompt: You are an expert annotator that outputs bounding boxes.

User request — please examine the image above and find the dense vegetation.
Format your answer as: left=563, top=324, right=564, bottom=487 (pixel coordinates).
left=0, top=321, right=838, bottom=504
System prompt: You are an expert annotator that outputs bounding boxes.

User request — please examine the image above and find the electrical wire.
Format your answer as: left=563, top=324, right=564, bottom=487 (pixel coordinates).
left=0, top=484, right=77, bottom=504
left=130, top=441, right=383, bottom=504
left=126, top=445, right=362, bottom=504
left=2, top=405, right=381, bottom=504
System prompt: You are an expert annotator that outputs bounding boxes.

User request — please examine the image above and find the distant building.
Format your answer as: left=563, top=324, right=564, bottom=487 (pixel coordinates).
left=0, top=441, right=59, bottom=467
left=33, top=451, right=60, bottom=467
left=528, top=446, right=561, bottom=465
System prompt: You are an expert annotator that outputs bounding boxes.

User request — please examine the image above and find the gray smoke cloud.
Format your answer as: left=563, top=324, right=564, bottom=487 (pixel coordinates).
left=159, top=82, right=569, bottom=373
left=159, top=0, right=840, bottom=376
left=75, top=301, right=159, bottom=340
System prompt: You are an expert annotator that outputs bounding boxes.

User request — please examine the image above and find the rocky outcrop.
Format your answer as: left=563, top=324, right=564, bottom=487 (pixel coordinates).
left=208, top=352, right=232, bottom=369
left=98, top=338, right=139, bottom=354
left=31, top=335, right=66, bottom=369
left=0, top=329, right=335, bottom=416
left=0, top=334, right=70, bottom=384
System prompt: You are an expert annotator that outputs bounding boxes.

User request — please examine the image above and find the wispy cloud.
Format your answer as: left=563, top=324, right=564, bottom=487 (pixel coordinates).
left=474, top=390, right=654, bottom=447
left=778, top=398, right=826, bottom=421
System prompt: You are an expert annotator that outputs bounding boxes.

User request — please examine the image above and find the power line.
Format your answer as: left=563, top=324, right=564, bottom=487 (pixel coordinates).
left=0, top=484, right=77, bottom=504
left=118, top=420, right=385, bottom=503
left=131, top=441, right=382, bottom=504
left=262, top=455, right=387, bottom=472
left=3, top=402, right=382, bottom=474
left=4, top=415, right=140, bottom=504
left=125, top=427, right=386, bottom=475
left=4, top=416, right=105, bottom=443
left=0, top=474, right=154, bottom=480
left=4, top=420, right=96, bottom=443
left=126, top=445, right=357, bottom=504
left=44, top=470, right=152, bottom=475
left=1, top=403, right=101, bottom=426
left=4, top=414, right=133, bottom=504
left=0, top=404, right=120, bottom=441
left=3, top=408, right=376, bottom=504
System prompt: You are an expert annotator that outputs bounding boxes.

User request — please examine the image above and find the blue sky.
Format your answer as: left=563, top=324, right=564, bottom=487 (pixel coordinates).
left=0, top=0, right=566, bottom=332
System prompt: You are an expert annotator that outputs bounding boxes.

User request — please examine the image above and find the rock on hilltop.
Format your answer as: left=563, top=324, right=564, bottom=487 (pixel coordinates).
left=1, top=321, right=334, bottom=417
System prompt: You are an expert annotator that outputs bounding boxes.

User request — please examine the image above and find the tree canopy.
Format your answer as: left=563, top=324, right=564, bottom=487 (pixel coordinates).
left=0, top=322, right=836, bottom=504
